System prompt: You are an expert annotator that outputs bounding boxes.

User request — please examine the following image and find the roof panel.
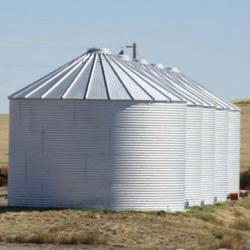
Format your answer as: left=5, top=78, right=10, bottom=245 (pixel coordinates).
left=63, top=55, right=94, bottom=99
left=101, top=55, right=131, bottom=100
left=114, top=58, right=169, bottom=101
left=107, top=57, right=152, bottom=100
left=127, top=61, right=192, bottom=104
left=44, top=62, right=85, bottom=98
left=11, top=55, right=87, bottom=99
left=170, top=70, right=234, bottom=110
left=144, top=65, right=207, bottom=106
left=86, top=54, right=108, bottom=99
left=120, top=59, right=186, bottom=102
left=26, top=60, right=83, bottom=98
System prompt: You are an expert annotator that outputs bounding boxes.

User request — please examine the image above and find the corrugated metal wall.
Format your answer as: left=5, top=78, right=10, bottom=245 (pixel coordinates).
left=227, top=111, right=241, bottom=193
left=9, top=99, right=186, bottom=211
left=185, top=106, right=202, bottom=206
left=201, top=108, right=215, bottom=204
left=214, top=110, right=228, bottom=202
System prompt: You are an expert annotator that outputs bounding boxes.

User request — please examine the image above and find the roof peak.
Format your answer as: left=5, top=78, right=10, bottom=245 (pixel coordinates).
left=87, top=48, right=111, bottom=54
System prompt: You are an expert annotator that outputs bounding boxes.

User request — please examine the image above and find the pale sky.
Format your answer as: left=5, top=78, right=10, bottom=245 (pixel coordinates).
left=0, top=0, right=249, bottom=113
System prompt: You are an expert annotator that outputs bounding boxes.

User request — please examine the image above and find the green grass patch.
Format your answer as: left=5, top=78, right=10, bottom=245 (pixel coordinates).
left=187, top=206, right=222, bottom=224
left=235, top=199, right=250, bottom=209
left=232, top=219, right=250, bottom=231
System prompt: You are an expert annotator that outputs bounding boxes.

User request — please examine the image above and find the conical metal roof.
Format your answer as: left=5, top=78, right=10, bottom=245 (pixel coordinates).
left=147, top=64, right=224, bottom=109
left=9, top=48, right=183, bottom=103
left=123, top=58, right=211, bottom=107
left=165, top=67, right=240, bottom=111
left=130, top=57, right=237, bottom=110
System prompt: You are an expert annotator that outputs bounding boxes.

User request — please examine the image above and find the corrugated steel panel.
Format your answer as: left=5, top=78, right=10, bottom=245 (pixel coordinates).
left=201, top=108, right=215, bottom=204
left=214, top=110, right=228, bottom=202
left=9, top=100, right=186, bottom=211
left=227, top=111, right=241, bottom=193
left=185, top=106, right=202, bottom=206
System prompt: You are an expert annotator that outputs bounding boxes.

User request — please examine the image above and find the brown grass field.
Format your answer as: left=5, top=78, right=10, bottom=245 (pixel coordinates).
left=0, top=114, right=8, bottom=172
left=233, top=98, right=250, bottom=172
left=0, top=192, right=249, bottom=249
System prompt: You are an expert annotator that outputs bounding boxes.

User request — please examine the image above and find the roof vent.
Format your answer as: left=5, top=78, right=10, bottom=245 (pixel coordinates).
left=118, top=55, right=131, bottom=61
left=134, top=59, right=149, bottom=65
left=167, top=67, right=180, bottom=73
left=151, top=63, right=165, bottom=69
left=87, top=48, right=111, bottom=54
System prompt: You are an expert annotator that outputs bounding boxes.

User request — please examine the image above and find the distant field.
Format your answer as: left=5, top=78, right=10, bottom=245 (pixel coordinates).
left=0, top=114, right=8, bottom=171
left=233, top=98, right=250, bottom=172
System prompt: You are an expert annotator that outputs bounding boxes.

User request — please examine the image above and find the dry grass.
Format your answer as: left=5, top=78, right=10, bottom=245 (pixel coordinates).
left=232, top=218, right=250, bottom=231
left=216, top=231, right=245, bottom=250
left=233, top=98, right=250, bottom=172
left=0, top=197, right=249, bottom=249
left=4, top=231, right=108, bottom=245
left=0, top=114, right=8, bottom=171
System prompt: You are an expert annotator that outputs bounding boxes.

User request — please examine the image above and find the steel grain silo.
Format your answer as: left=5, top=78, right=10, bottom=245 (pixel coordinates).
left=138, top=63, right=218, bottom=205
left=171, top=70, right=240, bottom=200
left=140, top=63, right=234, bottom=204
left=8, top=48, right=187, bottom=211
left=126, top=61, right=208, bottom=206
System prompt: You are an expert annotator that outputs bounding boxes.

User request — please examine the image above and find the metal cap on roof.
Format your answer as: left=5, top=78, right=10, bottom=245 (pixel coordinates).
left=134, top=59, right=149, bottom=65
left=151, top=63, right=165, bottom=69
left=9, top=48, right=184, bottom=103
left=167, top=67, right=181, bottom=73
left=118, top=55, right=131, bottom=61
left=87, top=47, right=111, bottom=54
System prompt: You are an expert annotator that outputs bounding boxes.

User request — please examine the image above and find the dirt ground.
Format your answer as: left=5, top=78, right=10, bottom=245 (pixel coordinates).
left=0, top=243, right=121, bottom=250
left=0, top=187, right=250, bottom=250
